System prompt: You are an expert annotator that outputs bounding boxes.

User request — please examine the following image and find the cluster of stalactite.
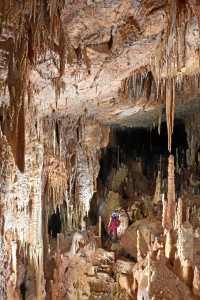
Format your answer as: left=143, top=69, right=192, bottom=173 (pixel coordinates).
left=120, top=1, right=200, bottom=152
left=0, top=0, right=65, bottom=172
left=121, top=68, right=200, bottom=148
left=120, top=68, right=156, bottom=104
left=152, top=0, right=200, bottom=152
left=42, top=115, right=109, bottom=230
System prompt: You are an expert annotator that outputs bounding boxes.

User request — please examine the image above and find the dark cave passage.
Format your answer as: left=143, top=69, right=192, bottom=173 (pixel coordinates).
left=20, top=281, right=26, bottom=300
left=48, top=207, right=62, bottom=238
left=99, top=119, right=188, bottom=184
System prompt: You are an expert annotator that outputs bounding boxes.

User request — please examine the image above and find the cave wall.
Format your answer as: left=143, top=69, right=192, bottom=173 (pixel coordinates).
left=42, top=114, right=110, bottom=219
left=0, top=98, right=110, bottom=297
left=0, top=104, right=44, bottom=298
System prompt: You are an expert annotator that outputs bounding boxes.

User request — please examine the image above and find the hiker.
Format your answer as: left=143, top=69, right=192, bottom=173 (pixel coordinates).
left=108, top=212, right=121, bottom=242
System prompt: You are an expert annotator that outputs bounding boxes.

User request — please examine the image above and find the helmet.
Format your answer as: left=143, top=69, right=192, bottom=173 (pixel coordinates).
left=112, top=212, right=119, bottom=218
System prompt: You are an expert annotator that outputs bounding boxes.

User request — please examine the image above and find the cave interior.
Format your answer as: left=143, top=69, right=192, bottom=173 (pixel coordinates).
left=1, top=0, right=200, bottom=299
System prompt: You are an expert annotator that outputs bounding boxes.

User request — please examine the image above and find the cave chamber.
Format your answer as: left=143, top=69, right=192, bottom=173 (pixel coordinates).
left=1, top=1, right=200, bottom=299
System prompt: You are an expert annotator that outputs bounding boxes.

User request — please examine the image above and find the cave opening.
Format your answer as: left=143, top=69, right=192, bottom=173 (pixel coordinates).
left=20, top=281, right=26, bottom=300
left=99, top=119, right=188, bottom=186
left=48, top=207, right=62, bottom=238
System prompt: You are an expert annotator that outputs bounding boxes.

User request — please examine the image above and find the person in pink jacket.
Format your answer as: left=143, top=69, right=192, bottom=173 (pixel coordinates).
left=108, top=212, right=121, bottom=242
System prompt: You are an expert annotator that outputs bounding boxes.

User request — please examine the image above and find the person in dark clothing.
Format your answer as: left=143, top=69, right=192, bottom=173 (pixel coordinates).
left=108, top=212, right=121, bottom=242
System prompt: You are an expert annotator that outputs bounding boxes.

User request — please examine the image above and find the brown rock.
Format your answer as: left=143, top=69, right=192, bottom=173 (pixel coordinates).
left=121, top=218, right=163, bottom=258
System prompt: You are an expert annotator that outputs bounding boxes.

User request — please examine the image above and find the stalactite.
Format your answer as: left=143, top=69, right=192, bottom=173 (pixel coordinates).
left=166, top=0, right=177, bottom=58
left=158, top=108, right=162, bottom=135
left=172, top=76, right=176, bottom=132
left=177, top=5, right=187, bottom=71
left=166, top=78, right=172, bottom=152
left=149, top=1, right=190, bottom=152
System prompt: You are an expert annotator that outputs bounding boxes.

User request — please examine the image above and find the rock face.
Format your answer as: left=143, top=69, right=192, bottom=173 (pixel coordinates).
left=57, top=247, right=116, bottom=300
left=120, top=218, right=163, bottom=258
left=0, top=112, right=107, bottom=298
left=1, top=1, right=200, bottom=299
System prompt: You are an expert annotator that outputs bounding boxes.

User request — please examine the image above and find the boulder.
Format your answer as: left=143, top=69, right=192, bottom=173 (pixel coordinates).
left=120, top=218, right=163, bottom=258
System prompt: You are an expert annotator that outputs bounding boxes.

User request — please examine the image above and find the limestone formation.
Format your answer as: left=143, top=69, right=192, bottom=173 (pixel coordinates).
left=153, top=171, right=162, bottom=203
left=166, top=155, right=176, bottom=229
left=70, top=231, right=89, bottom=255
left=1, top=1, right=200, bottom=299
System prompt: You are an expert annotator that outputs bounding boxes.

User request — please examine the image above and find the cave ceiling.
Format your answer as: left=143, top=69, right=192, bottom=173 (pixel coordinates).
left=0, top=0, right=200, bottom=128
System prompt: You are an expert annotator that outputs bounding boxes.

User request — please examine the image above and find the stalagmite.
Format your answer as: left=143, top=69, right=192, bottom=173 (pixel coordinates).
left=186, top=207, right=190, bottom=223
left=193, top=265, right=200, bottom=297
left=178, top=221, right=193, bottom=262
left=177, top=197, right=183, bottom=228
left=50, top=280, right=56, bottom=299
left=162, top=194, right=167, bottom=228
left=99, top=215, right=102, bottom=239
left=147, top=252, right=152, bottom=291
left=153, top=171, right=161, bottom=203
left=137, top=229, right=142, bottom=261
left=166, top=155, right=175, bottom=229
left=116, top=273, right=120, bottom=294
left=11, top=240, right=17, bottom=286
left=182, top=259, right=194, bottom=288
left=56, top=233, right=61, bottom=299
left=165, top=229, right=175, bottom=262
left=110, top=282, right=115, bottom=296
left=176, top=220, right=194, bottom=288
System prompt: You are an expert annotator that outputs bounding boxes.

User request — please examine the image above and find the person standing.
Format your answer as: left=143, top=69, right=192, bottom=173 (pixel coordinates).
left=108, top=212, right=121, bottom=242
